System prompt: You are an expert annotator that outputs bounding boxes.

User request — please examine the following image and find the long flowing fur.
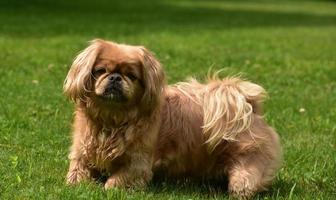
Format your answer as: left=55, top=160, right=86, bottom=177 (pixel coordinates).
left=64, top=40, right=101, bottom=102
left=176, top=77, right=266, bottom=151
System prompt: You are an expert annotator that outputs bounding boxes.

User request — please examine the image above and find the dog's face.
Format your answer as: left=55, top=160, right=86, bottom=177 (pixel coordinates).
left=64, top=39, right=164, bottom=112
left=92, top=43, right=145, bottom=105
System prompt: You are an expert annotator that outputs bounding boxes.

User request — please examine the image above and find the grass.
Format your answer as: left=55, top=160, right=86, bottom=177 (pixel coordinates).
left=0, top=0, right=335, bottom=199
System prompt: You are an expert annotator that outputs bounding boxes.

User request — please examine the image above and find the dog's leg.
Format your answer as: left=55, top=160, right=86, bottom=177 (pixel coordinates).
left=227, top=154, right=268, bottom=199
left=66, top=158, right=91, bottom=185
left=66, top=136, right=94, bottom=185
left=104, top=152, right=153, bottom=189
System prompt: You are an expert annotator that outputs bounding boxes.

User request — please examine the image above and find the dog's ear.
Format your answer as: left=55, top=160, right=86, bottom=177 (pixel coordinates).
left=139, top=47, right=165, bottom=112
left=64, top=40, right=102, bottom=102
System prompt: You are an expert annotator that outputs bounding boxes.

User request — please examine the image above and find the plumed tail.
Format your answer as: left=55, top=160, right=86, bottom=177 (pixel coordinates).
left=202, top=77, right=266, bottom=151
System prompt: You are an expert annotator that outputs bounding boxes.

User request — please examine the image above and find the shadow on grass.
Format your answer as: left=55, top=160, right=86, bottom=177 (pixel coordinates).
left=148, top=177, right=230, bottom=198
left=146, top=176, right=300, bottom=199
left=0, top=0, right=335, bottom=38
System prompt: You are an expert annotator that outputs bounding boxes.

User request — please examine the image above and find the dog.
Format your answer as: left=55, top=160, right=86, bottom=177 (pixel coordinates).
left=64, top=39, right=281, bottom=199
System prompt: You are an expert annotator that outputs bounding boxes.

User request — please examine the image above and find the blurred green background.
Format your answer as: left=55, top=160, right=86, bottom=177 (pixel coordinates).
left=0, top=0, right=335, bottom=199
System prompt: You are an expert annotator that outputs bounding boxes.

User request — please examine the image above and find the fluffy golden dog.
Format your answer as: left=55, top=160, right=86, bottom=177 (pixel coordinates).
left=64, top=39, right=281, bottom=199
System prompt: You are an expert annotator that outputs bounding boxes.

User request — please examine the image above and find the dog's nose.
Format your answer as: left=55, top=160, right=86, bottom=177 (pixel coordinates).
left=109, top=73, right=122, bottom=83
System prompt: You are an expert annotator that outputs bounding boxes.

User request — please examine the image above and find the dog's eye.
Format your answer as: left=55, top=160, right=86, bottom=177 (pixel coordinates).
left=93, top=67, right=106, bottom=77
left=126, top=72, right=137, bottom=81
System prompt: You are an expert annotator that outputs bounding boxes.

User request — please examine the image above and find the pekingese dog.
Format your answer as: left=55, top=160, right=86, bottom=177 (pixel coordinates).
left=64, top=39, right=281, bottom=199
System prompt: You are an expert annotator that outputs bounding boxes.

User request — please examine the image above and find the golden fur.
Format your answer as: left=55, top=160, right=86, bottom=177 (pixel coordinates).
left=64, top=39, right=281, bottom=199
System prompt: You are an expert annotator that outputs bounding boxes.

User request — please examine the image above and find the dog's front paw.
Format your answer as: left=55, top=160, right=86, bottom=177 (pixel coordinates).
left=104, top=176, right=122, bottom=189
left=66, top=169, right=88, bottom=185
left=104, top=174, right=149, bottom=189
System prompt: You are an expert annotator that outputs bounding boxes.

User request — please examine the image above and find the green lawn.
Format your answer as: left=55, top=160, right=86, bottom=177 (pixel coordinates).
left=0, top=0, right=335, bottom=199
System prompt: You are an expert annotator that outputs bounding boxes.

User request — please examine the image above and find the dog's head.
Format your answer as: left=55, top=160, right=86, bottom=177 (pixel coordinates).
left=64, top=39, right=165, bottom=113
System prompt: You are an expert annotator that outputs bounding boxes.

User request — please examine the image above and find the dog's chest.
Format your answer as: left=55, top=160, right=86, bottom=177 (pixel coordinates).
left=82, top=127, right=127, bottom=170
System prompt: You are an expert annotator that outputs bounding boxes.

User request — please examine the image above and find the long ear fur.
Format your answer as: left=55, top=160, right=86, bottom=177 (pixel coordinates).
left=202, top=78, right=266, bottom=152
left=63, top=40, right=101, bottom=102
left=140, top=47, right=165, bottom=113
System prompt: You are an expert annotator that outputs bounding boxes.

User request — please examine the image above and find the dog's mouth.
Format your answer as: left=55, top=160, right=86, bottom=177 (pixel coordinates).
left=101, top=85, right=127, bottom=102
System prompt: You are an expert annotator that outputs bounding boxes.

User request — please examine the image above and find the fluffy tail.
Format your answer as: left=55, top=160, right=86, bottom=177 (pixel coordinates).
left=202, top=77, right=266, bottom=151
